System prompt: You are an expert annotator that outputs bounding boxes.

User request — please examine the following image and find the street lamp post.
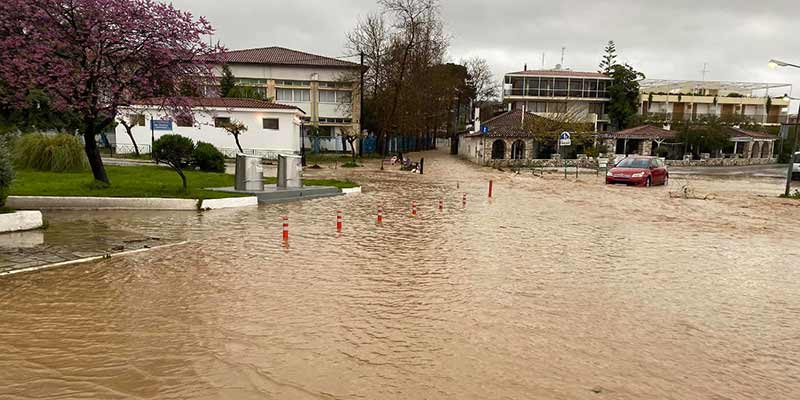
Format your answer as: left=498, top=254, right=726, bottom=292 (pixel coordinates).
left=768, top=59, right=800, bottom=196
left=300, top=120, right=306, bottom=167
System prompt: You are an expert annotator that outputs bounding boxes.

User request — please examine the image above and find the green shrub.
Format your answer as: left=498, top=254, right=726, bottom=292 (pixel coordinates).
left=153, top=134, right=194, bottom=189
left=342, top=161, right=361, bottom=168
left=13, top=133, right=87, bottom=172
left=0, top=138, right=14, bottom=208
left=192, top=142, right=226, bottom=172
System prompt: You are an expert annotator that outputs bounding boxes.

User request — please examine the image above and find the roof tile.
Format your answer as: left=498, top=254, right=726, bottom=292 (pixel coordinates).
left=219, top=46, right=360, bottom=68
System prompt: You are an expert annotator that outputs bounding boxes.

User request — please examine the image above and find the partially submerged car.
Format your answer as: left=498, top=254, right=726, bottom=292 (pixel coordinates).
left=606, top=156, right=669, bottom=187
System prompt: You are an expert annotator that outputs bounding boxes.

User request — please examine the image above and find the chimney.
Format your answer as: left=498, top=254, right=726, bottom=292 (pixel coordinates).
left=524, top=63, right=527, bottom=71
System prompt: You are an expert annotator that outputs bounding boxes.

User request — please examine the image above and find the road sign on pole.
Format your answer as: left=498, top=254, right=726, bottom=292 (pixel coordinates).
left=559, top=131, right=571, bottom=147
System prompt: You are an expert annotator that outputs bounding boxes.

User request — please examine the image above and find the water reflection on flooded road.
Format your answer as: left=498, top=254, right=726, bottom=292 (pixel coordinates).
left=1, top=152, right=799, bottom=399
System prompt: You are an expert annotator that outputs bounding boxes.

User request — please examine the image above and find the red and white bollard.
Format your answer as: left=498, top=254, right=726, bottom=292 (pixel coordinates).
left=336, top=210, right=342, bottom=233
left=411, top=201, right=417, bottom=216
left=488, top=180, right=493, bottom=198
left=282, top=216, right=289, bottom=241
left=438, top=198, right=444, bottom=211
left=377, top=207, right=383, bottom=224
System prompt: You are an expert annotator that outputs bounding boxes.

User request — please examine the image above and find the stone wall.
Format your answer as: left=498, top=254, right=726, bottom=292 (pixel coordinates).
left=665, top=157, right=777, bottom=167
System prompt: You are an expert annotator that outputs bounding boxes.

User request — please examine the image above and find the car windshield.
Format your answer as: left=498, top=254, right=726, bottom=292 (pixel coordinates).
left=616, top=158, right=651, bottom=168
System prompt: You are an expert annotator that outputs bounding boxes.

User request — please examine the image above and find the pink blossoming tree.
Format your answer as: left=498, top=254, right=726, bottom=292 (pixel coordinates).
left=0, top=0, right=223, bottom=184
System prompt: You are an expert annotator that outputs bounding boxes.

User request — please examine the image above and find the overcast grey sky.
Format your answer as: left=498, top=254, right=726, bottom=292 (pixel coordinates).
left=173, top=0, right=798, bottom=103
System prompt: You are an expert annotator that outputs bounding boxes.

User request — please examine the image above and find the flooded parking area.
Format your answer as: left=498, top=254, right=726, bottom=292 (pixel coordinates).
left=1, top=152, right=799, bottom=399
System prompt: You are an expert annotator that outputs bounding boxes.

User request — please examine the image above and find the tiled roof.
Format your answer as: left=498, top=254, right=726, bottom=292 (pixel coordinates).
left=131, top=97, right=304, bottom=112
left=464, top=110, right=545, bottom=138
left=507, top=69, right=610, bottom=79
left=219, top=46, right=360, bottom=68
left=602, top=125, right=676, bottom=139
left=726, top=127, right=777, bottom=140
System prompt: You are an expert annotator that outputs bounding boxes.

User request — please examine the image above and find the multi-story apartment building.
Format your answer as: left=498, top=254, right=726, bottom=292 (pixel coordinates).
left=502, top=67, right=612, bottom=132
left=638, top=79, right=791, bottom=125
left=211, top=46, right=362, bottom=151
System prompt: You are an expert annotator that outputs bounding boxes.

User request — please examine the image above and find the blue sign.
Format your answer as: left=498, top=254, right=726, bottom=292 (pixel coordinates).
left=559, top=131, right=571, bottom=140
left=481, top=125, right=489, bottom=135
left=150, top=119, right=173, bottom=131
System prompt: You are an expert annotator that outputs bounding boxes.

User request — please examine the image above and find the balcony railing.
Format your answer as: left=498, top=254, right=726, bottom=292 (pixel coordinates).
left=640, top=112, right=786, bottom=124
left=504, top=88, right=609, bottom=99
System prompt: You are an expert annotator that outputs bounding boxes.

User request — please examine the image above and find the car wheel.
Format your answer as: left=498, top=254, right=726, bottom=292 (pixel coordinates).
left=646, top=177, right=652, bottom=187
left=663, top=175, right=669, bottom=186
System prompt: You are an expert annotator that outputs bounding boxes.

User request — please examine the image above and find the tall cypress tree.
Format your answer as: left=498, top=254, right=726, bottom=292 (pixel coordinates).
left=219, top=64, right=236, bottom=98
left=598, top=40, right=617, bottom=75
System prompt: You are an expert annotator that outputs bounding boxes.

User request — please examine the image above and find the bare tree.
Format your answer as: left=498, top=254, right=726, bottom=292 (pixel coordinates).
left=463, top=56, right=498, bottom=104
left=116, top=116, right=140, bottom=156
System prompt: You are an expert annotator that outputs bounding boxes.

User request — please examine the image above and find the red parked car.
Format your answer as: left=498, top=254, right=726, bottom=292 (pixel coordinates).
left=606, top=156, right=669, bottom=187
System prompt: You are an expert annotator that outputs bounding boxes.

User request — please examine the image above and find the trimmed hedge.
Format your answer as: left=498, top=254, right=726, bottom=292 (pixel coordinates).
left=193, top=142, right=226, bottom=172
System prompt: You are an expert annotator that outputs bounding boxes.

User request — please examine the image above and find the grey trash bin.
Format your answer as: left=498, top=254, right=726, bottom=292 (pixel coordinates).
left=277, top=154, right=303, bottom=189
left=234, top=154, right=264, bottom=191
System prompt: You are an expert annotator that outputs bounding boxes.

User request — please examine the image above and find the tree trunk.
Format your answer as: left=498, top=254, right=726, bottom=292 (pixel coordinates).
left=234, top=134, right=243, bottom=153
left=83, top=129, right=110, bottom=185
left=348, top=138, right=357, bottom=163
left=341, top=135, right=348, bottom=154
left=125, top=127, right=140, bottom=156
left=177, top=168, right=187, bottom=190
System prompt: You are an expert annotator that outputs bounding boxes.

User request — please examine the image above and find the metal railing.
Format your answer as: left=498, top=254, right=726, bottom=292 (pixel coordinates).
left=640, top=112, right=786, bottom=124
left=504, top=88, right=609, bottom=99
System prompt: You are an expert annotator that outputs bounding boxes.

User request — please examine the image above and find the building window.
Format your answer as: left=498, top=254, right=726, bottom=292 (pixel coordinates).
left=275, top=80, right=310, bottom=87
left=263, top=118, right=279, bottom=130
left=276, top=88, right=310, bottom=102
left=589, top=103, right=604, bottom=116
left=318, top=126, right=334, bottom=137
left=319, top=117, right=352, bottom=124
left=547, top=102, right=567, bottom=113
left=319, top=90, right=336, bottom=103
left=236, top=78, right=268, bottom=86
left=176, top=114, right=194, bottom=127
left=129, top=114, right=145, bottom=127
left=528, top=102, right=547, bottom=113
left=214, top=117, right=231, bottom=127
left=319, top=90, right=352, bottom=103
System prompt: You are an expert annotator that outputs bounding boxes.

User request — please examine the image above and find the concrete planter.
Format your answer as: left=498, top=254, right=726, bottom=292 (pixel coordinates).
left=0, top=211, right=44, bottom=233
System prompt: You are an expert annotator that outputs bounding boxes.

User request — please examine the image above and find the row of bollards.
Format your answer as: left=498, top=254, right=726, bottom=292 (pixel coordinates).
left=281, top=181, right=495, bottom=242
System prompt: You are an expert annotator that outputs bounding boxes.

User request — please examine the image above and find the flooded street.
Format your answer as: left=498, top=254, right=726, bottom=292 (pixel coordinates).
left=1, top=151, right=800, bottom=399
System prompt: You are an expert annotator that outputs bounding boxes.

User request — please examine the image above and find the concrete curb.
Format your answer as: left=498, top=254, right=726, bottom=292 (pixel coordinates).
left=0, top=240, right=190, bottom=277
left=8, top=196, right=199, bottom=210
left=200, top=196, right=258, bottom=210
left=341, top=187, right=362, bottom=195
left=7, top=196, right=257, bottom=211
left=0, top=211, right=44, bottom=233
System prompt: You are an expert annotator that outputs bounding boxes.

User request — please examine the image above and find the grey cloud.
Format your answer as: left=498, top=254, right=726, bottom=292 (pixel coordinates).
left=173, top=0, right=800, bottom=99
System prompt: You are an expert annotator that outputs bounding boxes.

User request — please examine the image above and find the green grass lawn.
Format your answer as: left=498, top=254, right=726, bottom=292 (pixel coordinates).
left=10, top=165, right=245, bottom=199
left=9, top=165, right=359, bottom=199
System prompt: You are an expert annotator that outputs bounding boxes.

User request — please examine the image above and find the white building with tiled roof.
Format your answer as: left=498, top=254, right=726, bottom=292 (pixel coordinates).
left=502, top=66, right=612, bottom=132
left=210, top=46, right=363, bottom=153
left=115, top=97, right=306, bottom=158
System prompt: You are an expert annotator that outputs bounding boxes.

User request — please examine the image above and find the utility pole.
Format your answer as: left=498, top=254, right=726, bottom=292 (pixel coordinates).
left=786, top=113, right=799, bottom=197
left=359, top=51, right=365, bottom=157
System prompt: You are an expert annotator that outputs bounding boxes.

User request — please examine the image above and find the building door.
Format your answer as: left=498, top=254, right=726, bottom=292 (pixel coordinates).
left=672, top=103, right=684, bottom=121
left=491, top=140, right=506, bottom=159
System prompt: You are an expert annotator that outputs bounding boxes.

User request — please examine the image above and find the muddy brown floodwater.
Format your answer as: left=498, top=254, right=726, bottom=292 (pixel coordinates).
left=2, top=151, right=800, bottom=399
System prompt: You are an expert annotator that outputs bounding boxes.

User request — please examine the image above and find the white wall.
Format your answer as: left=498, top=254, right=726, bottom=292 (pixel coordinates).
left=115, top=106, right=302, bottom=159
